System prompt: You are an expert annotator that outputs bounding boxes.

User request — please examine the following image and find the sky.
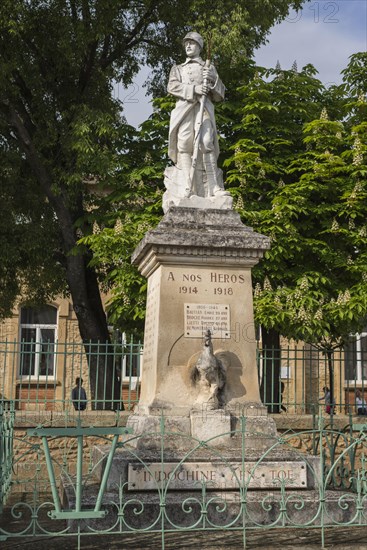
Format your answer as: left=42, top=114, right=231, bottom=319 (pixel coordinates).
left=121, top=0, right=367, bottom=128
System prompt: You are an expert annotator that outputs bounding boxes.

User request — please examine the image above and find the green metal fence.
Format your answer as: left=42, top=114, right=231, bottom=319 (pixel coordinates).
left=2, top=338, right=367, bottom=548
left=258, top=345, right=366, bottom=415
left=0, top=338, right=143, bottom=413
left=0, top=340, right=364, bottom=415
left=0, top=401, right=14, bottom=514
left=1, top=411, right=367, bottom=549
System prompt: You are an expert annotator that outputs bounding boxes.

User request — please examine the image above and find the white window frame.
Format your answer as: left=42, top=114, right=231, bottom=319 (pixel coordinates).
left=345, top=330, right=367, bottom=383
left=107, top=329, right=143, bottom=386
left=18, top=308, right=58, bottom=381
left=120, top=333, right=143, bottom=384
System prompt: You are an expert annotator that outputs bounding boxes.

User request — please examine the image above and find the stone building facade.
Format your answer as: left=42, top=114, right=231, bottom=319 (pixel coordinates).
left=0, top=298, right=141, bottom=411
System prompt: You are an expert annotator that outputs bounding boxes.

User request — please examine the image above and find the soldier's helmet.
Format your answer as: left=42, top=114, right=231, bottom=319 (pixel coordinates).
left=183, top=32, right=204, bottom=51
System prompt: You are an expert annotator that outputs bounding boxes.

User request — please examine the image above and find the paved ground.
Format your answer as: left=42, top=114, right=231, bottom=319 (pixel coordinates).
left=2, top=525, right=367, bottom=549
left=2, top=492, right=367, bottom=549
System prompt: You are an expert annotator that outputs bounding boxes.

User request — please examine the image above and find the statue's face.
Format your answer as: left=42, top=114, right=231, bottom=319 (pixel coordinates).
left=185, top=39, right=201, bottom=58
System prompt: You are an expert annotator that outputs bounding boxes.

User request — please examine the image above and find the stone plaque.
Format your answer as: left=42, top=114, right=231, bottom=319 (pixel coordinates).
left=184, top=303, right=230, bottom=338
left=128, top=461, right=308, bottom=490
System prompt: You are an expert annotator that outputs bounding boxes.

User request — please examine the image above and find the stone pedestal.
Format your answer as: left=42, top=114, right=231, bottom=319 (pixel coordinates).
left=59, top=207, right=324, bottom=525
left=131, top=207, right=270, bottom=414
left=190, top=410, right=231, bottom=447
left=129, top=206, right=277, bottom=447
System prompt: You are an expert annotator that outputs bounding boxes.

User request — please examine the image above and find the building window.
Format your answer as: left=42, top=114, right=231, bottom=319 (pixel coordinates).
left=19, top=306, right=58, bottom=379
left=122, top=346, right=142, bottom=383
left=345, top=328, right=367, bottom=383
left=109, top=330, right=142, bottom=384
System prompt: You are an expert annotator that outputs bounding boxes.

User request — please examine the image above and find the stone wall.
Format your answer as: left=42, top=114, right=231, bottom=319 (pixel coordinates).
left=9, top=411, right=128, bottom=490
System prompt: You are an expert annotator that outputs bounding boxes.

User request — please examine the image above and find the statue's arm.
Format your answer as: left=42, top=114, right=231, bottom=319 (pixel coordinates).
left=167, top=65, right=195, bottom=102
left=208, top=65, right=225, bottom=102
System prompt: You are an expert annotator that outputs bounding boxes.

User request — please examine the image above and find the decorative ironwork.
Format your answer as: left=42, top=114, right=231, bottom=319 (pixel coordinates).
left=2, top=340, right=367, bottom=548
left=0, top=338, right=143, bottom=413
left=0, top=340, right=365, bottom=414
left=1, top=411, right=367, bottom=548
left=0, top=400, right=14, bottom=513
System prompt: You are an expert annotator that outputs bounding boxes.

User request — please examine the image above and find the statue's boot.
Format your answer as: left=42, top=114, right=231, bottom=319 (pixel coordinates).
left=178, top=153, right=193, bottom=197
left=203, top=152, right=230, bottom=197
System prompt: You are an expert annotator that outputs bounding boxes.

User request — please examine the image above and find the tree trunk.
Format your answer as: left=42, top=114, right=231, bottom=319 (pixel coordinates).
left=65, top=242, right=123, bottom=411
left=260, top=327, right=281, bottom=413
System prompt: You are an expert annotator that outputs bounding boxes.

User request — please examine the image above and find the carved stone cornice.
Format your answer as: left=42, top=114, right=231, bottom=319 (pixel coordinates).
left=132, top=207, right=271, bottom=276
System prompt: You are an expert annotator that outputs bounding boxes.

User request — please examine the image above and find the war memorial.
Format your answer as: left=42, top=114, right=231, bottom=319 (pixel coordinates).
left=2, top=30, right=367, bottom=550
left=88, top=31, right=328, bottom=527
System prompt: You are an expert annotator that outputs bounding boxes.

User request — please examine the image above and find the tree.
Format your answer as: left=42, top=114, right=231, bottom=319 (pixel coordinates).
left=86, top=56, right=367, bottom=410
left=0, top=0, right=308, bottom=329
left=226, top=54, right=367, bottom=408
left=0, top=1, right=304, bottom=405
left=80, top=96, right=173, bottom=335
left=85, top=56, right=367, bottom=341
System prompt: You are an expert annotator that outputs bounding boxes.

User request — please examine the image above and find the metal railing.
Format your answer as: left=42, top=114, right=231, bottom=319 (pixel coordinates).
left=0, top=338, right=143, bottom=413
left=0, top=340, right=365, bottom=415
left=1, top=412, right=367, bottom=548
left=2, top=338, right=367, bottom=548
left=257, top=345, right=367, bottom=415
left=0, top=400, right=14, bottom=514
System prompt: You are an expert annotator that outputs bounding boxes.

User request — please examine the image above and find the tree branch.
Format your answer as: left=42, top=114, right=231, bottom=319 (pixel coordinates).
left=100, top=34, right=111, bottom=67
left=82, top=0, right=91, bottom=29
left=100, top=2, right=157, bottom=69
left=5, top=104, right=77, bottom=249
left=78, top=38, right=99, bottom=95
left=68, top=0, right=78, bottom=21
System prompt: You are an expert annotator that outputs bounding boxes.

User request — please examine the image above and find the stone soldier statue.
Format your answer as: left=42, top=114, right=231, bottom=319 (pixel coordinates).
left=163, top=31, right=232, bottom=212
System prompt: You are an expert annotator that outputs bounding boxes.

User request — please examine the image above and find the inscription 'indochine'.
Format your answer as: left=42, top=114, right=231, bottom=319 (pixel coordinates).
left=128, top=461, right=308, bottom=490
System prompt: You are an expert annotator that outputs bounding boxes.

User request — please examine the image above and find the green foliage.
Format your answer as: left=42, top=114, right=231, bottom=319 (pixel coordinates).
left=0, top=0, right=303, bottom=338
left=79, top=97, right=172, bottom=332
left=82, top=55, right=367, bottom=345
left=225, top=54, right=367, bottom=349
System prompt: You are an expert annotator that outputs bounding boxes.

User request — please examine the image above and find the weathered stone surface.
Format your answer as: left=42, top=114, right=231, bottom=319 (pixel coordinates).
left=132, top=207, right=271, bottom=272
left=126, top=414, right=192, bottom=450
left=168, top=194, right=233, bottom=211
left=93, top=445, right=321, bottom=493
left=130, top=208, right=271, bottom=419
left=13, top=410, right=121, bottom=428
left=126, top=408, right=278, bottom=453
left=190, top=410, right=231, bottom=446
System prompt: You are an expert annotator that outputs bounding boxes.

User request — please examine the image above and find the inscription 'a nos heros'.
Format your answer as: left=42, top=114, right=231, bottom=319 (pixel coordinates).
left=167, top=272, right=245, bottom=284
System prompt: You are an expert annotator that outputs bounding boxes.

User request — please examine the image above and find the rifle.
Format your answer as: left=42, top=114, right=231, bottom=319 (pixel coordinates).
left=185, top=58, right=211, bottom=197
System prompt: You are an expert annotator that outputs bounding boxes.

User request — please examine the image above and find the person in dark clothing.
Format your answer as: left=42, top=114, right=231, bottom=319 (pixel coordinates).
left=72, top=377, right=87, bottom=411
left=356, top=390, right=367, bottom=415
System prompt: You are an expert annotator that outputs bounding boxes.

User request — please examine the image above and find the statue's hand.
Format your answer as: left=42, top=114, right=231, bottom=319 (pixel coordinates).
left=195, top=83, right=209, bottom=96
left=203, top=66, right=216, bottom=85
